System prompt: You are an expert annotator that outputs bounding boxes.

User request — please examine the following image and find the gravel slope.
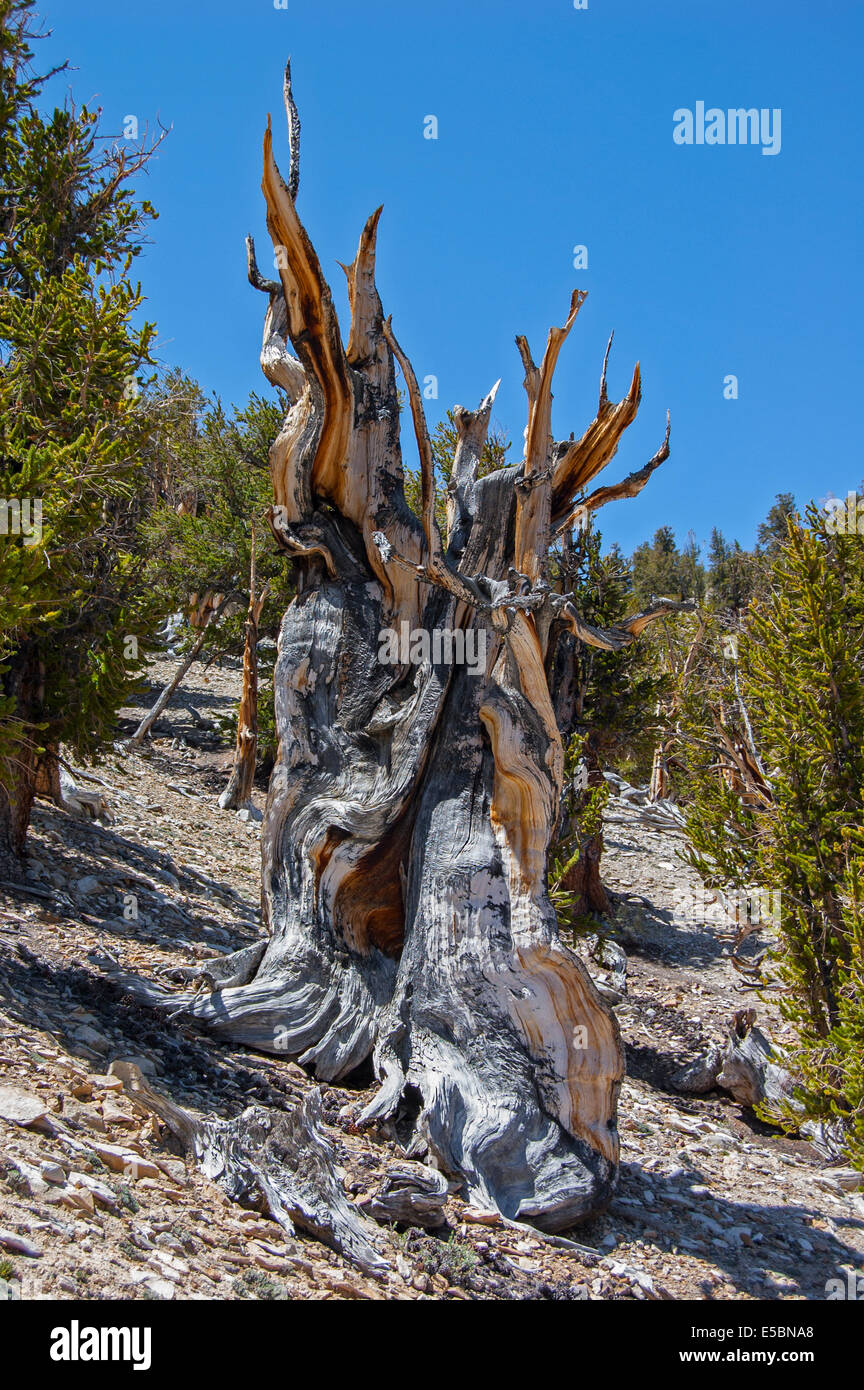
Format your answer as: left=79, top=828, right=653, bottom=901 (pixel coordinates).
left=0, top=654, right=861, bottom=1302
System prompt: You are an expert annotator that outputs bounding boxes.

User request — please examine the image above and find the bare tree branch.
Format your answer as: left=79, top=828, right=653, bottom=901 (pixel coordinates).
left=446, top=380, right=500, bottom=545
left=283, top=58, right=301, bottom=202
left=341, top=206, right=385, bottom=368
left=514, top=290, right=587, bottom=583
left=245, top=233, right=307, bottom=399
left=550, top=336, right=642, bottom=521
left=245, top=232, right=281, bottom=294
left=560, top=596, right=696, bottom=651
left=261, top=115, right=353, bottom=512
left=556, top=411, right=671, bottom=535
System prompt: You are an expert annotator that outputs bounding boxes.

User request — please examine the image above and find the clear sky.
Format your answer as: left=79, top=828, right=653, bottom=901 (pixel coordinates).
left=36, top=0, right=863, bottom=555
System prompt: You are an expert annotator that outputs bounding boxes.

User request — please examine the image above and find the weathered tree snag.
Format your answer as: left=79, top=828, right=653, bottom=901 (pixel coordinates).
left=34, top=748, right=112, bottom=821
left=166, top=64, right=683, bottom=1229
left=357, top=1163, right=450, bottom=1230
left=648, top=742, right=669, bottom=802
left=126, top=600, right=227, bottom=748
left=672, top=1009, right=798, bottom=1112
left=714, top=1009, right=798, bottom=1110
left=219, top=524, right=269, bottom=811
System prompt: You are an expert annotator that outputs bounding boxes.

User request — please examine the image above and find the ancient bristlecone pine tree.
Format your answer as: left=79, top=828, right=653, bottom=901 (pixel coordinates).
left=181, top=66, right=685, bottom=1229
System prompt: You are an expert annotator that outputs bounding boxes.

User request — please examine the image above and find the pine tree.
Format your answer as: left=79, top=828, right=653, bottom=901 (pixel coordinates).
left=631, top=524, right=704, bottom=604
left=679, top=530, right=707, bottom=603
left=549, top=523, right=671, bottom=921
left=707, top=527, right=755, bottom=614
left=0, top=0, right=164, bottom=855
left=137, top=379, right=295, bottom=781
left=675, top=505, right=864, bottom=1165
left=756, top=491, right=796, bottom=556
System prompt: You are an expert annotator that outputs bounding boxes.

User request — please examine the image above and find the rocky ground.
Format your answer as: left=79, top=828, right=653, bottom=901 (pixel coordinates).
left=1, top=654, right=862, bottom=1302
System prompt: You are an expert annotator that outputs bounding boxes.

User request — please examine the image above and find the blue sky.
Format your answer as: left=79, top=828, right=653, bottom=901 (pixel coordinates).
left=37, top=0, right=863, bottom=554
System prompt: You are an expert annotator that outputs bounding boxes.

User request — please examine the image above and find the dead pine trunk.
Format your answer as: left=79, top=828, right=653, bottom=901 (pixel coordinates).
left=171, top=63, right=686, bottom=1230
left=125, top=600, right=227, bottom=748
left=219, top=525, right=269, bottom=811
left=33, top=746, right=111, bottom=821
left=564, top=839, right=611, bottom=918
left=0, top=639, right=43, bottom=859
left=649, top=742, right=669, bottom=802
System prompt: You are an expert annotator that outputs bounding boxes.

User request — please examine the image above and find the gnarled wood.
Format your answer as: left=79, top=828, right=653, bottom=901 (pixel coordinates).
left=219, top=525, right=270, bottom=812
left=152, top=65, right=679, bottom=1231
left=112, top=1062, right=389, bottom=1276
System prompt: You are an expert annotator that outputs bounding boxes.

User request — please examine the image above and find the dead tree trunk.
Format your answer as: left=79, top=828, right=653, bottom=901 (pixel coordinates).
left=126, top=601, right=226, bottom=748
left=649, top=742, right=669, bottom=802
left=34, top=746, right=111, bottom=821
left=0, top=639, right=42, bottom=859
left=174, top=65, right=683, bottom=1229
left=219, top=526, right=269, bottom=810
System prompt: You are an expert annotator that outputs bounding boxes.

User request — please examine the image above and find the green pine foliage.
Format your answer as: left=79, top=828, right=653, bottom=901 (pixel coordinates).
left=548, top=524, right=672, bottom=927
left=674, top=505, right=864, bottom=1164
left=707, top=527, right=756, bottom=615
left=138, top=374, right=295, bottom=770
left=139, top=380, right=289, bottom=626
left=0, top=0, right=164, bottom=848
left=548, top=728, right=610, bottom=935
left=670, top=614, right=761, bottom=889
left=631, top=525, right=706, bottom=606
left=756, top=491, right=797, bottom=558
left=560, top=526, right=672, bottom=780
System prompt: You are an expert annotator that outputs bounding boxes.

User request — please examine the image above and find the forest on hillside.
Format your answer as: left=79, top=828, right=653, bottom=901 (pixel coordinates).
left=1, top=0, right=862, bottom=1336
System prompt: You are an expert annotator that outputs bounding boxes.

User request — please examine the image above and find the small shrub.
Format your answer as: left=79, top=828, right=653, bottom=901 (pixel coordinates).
left=117, top=1184, right=139, bottom=1214
left=234, top=1269, right=289, bottom=1301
